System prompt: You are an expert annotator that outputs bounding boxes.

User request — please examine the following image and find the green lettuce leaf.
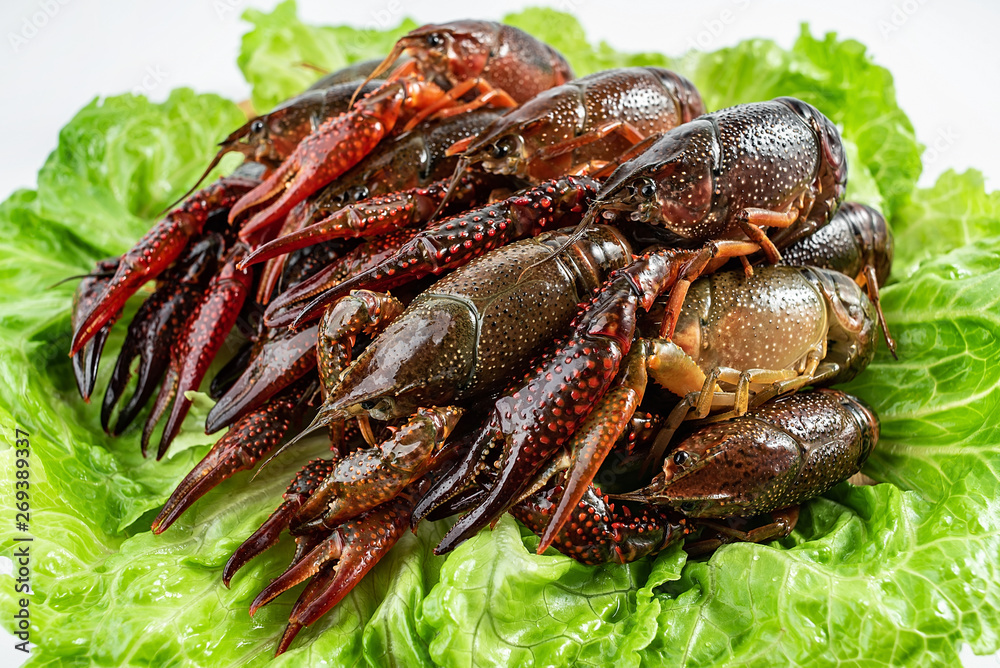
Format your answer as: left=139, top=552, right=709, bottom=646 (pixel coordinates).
left=238, top=0, right=417, bottom=113
left=35, top=90, right=245, bottom=255
left=0, top=5, right=997, bottom=668
left=890, top=169, right=1000, bottom=277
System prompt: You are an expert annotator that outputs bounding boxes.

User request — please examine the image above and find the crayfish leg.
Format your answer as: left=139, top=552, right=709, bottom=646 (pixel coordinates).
left=684, top=506, right=800, bottom=556
left=860, top=263, right=898, bottom=358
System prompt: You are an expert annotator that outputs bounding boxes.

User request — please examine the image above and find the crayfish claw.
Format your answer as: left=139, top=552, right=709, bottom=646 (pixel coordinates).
left=249, top=532, right=345, bottom=616
left=290, top=406, right=462, bottom=533
left=537, top=343, right=651, bottom=554
left=155, top=246, right=253, bottom=459
left=224, top=458, right=335, bottom=587
left=274, top=495, right=412, bottom=653
left=72, top=325, right=114, bottom=404
left=205, top=326, right=318, bottom=434
left=69, top=258, right=121, bottom=401
left=70, top=178, right=256, bottom=357
left=152, top=386, right=305, bottom=534
left=103, top=234, right=224, bottom=435
left=275, top=621, right=305, bottom=657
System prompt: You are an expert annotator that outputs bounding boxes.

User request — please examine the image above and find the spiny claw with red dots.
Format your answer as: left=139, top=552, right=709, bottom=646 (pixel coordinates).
left=435, top=245, right=715, bottom=555
left=231, top=79, right=455, bottom=242
left=239, top=174, right=492, bottom=270
left=70, top=177, right=257, bottom=357
left=263, top=228, right=417, bottom=328
left=290, top=406, right=462, bottom=534
left=152, top=383, right=307, bottom=534
left=536, top=340, right=654, bottom=555
left=291, top=176, right=600, bottom=329
left=142, top=244, right=253, bottom=459
left=223, top=458, right=337, bottom=587
left=102, top=234, right=223, bottom=435
left=251, top=494, right=413, bottom=654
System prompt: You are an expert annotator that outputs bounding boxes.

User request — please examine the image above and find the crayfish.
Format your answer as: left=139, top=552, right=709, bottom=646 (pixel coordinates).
left=65, top=19, right=898, bottom=656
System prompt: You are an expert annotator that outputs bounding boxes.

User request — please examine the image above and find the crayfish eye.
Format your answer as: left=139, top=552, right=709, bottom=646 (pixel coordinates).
left=347, top=185, right=370, bottom=202
left=426, top=33, right=444, bottom=49
left=250, top=119, right=265, bottom=134
left=492, top=141, right=511, bottom=159
left=680, top=501, right=697, bottom=513
left=639, top=180, right=657, bottom=199
left=673, top=450, right=689, bottom=466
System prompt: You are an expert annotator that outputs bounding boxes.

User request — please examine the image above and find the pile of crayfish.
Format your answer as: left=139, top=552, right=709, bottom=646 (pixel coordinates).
left=68, top=20, right=896, bottom=655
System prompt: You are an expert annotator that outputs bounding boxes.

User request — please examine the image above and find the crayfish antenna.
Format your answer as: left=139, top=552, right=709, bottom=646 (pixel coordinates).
left=252, top=407, right=342, bottom=481
left=427, top=155, right=469, bottom=224
left=48, top=268, right=116, bottom=290
left=350, top=42, right=407, bottom=107
left=520, top=205, right=600, bottom=279
left=157, top=146, right=230, bottom=217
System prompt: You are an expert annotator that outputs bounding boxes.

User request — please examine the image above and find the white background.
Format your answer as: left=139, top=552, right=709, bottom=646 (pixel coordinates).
left=2, top=1, right=999, bottom=666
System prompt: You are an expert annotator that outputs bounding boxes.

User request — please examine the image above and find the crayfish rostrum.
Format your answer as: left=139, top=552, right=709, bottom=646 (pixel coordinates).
left=66, top=19, right=896, bottom=656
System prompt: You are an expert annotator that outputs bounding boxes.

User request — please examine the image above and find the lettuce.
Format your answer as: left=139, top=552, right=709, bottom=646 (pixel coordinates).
left=238, top=0, right=418, bottom=113
left=1, top=3, right=997, bottom=666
